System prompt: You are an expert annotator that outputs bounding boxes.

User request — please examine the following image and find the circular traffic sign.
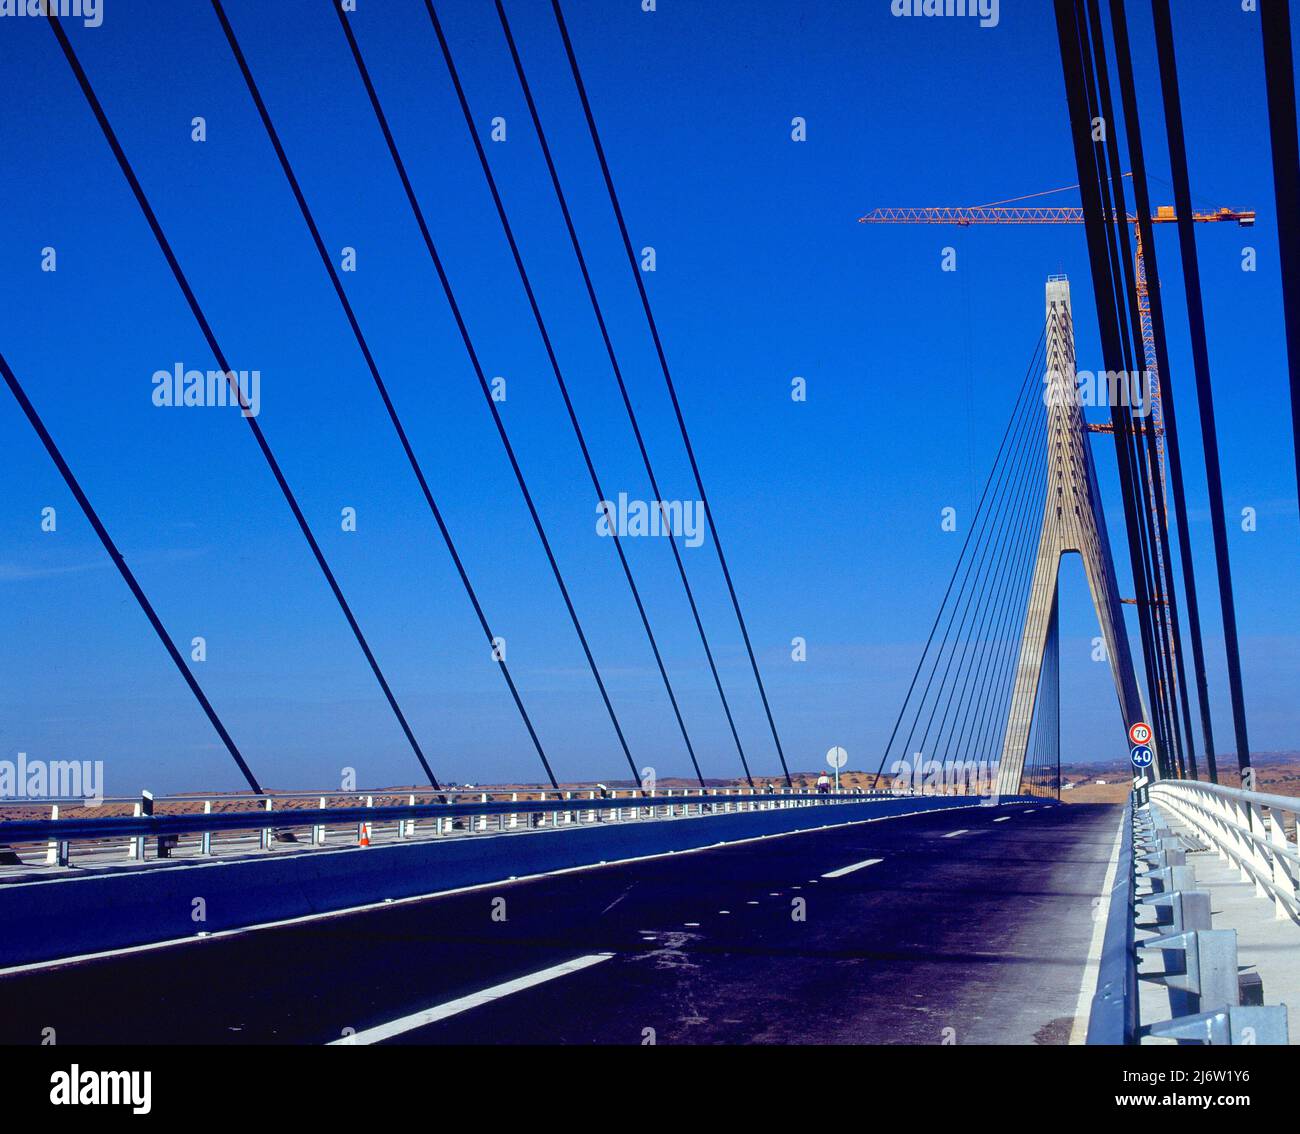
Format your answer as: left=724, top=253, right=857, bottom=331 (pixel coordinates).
left=1130, top=745, right=1153, bottom=769
left=826, top=746, right=848, bottom=770
left=1128, top=721, right=1152, bottom=746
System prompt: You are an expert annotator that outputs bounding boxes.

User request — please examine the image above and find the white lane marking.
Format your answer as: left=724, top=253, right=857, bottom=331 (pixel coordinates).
left=0, top=800, right=1004, bottom=978
left=821, top=857, right=884, bottom=879
left=993, top=817, right=1011, bottom=823
left=942, top=829, right=969, bottom=838
left=599, top=889, right=631, bottom=916
left=1069, top=811, right=1126, bottom=1045
left=329, top=953, right=614, bottom=1045
left=684, top=922, right=700, bottom=927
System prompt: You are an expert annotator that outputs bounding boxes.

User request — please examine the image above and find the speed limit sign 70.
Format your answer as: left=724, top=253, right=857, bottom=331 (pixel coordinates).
left=1128, top=721, right=1152, bottom=747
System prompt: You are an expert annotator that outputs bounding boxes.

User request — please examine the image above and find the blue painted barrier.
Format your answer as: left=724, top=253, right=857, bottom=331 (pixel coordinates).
left=0, top=795, right=1025, bottom=968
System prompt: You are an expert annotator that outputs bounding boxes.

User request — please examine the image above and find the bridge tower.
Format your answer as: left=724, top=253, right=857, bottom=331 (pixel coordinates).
left=994, top=276, right=1145, bottom=796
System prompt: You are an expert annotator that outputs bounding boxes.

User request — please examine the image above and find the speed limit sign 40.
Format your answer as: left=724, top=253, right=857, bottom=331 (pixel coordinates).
left=1128, top=721, right=1152, bottom=747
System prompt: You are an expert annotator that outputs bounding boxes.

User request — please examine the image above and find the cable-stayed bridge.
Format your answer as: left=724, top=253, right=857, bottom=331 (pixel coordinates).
left=2, top=0, right=1299, bottom=1061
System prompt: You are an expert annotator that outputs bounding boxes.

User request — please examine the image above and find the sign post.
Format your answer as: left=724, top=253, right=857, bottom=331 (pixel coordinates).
left=826, top=746, right=848, bottom=793
left=1130, top=742, right=1153, bottom=808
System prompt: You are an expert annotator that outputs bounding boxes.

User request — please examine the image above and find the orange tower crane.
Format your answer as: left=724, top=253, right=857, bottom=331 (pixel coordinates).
left=857, top=182, right=1253, bottom=723
left=859, top=181, right=1253, bottom=599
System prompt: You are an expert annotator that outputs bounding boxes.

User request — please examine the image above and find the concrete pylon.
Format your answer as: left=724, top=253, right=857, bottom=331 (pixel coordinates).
left=994, top=276, right=1144, bottom=797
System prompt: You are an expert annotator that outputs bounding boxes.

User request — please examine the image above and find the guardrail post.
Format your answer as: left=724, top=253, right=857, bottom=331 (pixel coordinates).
left=200, top=800, right=213, bottom=855
left=260, top=798, right=273, bottom=851
left=128, top=798, right=145, bottom=860
left=313, top=797, right=326, bottom=846
left=1267, top=805, right=1295, bottom=919
left=45, top=803, right=58, bottom=865
left=1215, top=793, right=1234, bottom=865
left=1199, top=790, right=1220, bottom=859
left=1232, top=795, right=1252, bottom=883
left=1140, top=928, right=1241, bottom=1015
left=403, top=793, right=417, bottom=838
left=45, top=804, right=69, bottom=867
left=587, top=790, right=596, bottom=823
left=1140, top=888, right=1212, bottom=934
left=1247, top=801, right=1271, bottom=899
left=509, top=792, right=518, bottom=829
left=1145, top=1005, right=1289, bottom=1045
left=478, top=793, right=488, bottom=832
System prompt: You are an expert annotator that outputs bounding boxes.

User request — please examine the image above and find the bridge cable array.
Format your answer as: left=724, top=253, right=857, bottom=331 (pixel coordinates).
left=1151, top=0, right=1252, bottom=777
left=13, top=3, right=805, bottom=795
left=422, top=0, right=712, bottom=789
left=0, top=349, right=265, bottom=795
left=1258, top=0, right=1300, bottom=537
left=1105, top=0, right=1216, bottom=780
left=329, top=0, right=652, bottom=793
left=209, top=0, right=559, bottom=791
left=549, top=0, right=796, bottom=787
left=45, top=14, right=444, bottom=794
left=492, top=0, right=764, bottom=791
left=1058, top=0, right=1181, bottom=780
left=1023, top=589, right=1061, bottom=798
left=872, top=331, right=1050, bottom=792
left=1078, top=0, right=1189, bottom=781
left=1056, top=0, right=1257, bottom=781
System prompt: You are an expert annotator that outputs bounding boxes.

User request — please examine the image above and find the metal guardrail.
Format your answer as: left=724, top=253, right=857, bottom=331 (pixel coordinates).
left=1086, top=799, right=1138, bottom=1044
left=0, top=787, right=893, bottom=869
left=1087, top=790, right=1291, bottom=1046
left=1150, top=779, right=1300, bottom=919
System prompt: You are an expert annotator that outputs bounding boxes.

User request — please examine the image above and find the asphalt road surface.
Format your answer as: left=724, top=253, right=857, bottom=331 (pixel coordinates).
left=0, top=801, right=1121, bottom=1045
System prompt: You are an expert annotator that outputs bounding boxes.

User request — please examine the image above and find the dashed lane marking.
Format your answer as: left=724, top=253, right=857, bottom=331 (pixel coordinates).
left=328, top=953, right=615, bottom=1045
left=821, top=857, right=884, bottom=879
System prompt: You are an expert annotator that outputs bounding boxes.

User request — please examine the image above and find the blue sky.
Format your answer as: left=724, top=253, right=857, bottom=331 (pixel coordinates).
left=1, top=0, right=1295, bottom=795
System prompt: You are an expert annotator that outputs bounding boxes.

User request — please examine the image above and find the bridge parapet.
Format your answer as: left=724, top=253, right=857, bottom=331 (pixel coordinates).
left=1089, top=788, right=1296, bottom=1045
left=2, top=786, right=890, bottom=875
left=1150, top=780, right=1300, bottom=920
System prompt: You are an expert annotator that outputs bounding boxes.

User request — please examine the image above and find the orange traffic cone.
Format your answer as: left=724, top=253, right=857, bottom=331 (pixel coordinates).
left=358, top=822, right=371, bottom=848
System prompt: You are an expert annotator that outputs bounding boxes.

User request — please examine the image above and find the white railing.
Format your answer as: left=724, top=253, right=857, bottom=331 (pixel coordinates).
left=1150, top=779, right=1300, bottom=920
